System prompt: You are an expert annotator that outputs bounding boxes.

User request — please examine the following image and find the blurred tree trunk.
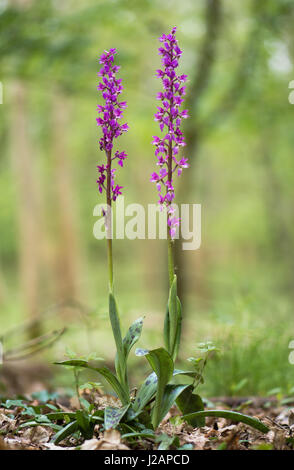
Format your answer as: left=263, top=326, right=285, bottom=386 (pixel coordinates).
left=174, top=0, right=222, bottom=306
left=175, top=0, right=264, bottom=310
left=9, top=82, right=43, bottom=337
left=51, top=90, right=81, bottom=304
left=261, top=138, right=294, bottom=294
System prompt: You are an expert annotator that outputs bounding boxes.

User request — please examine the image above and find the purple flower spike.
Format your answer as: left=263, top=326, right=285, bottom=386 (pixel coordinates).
left=96, top=49, right=128, bottom=201
left=151, top=27, right=189, bottom=238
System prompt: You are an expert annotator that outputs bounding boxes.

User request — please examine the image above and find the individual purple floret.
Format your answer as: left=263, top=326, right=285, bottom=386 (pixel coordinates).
left=150, top=27, right=189, bottom=238
left=96, top=48, right=128, bottom=202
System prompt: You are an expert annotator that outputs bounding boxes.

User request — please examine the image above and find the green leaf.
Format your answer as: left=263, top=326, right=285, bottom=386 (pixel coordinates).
left=91, top=415, right=104, bottom=423
left=159, top=384, right=189, bottom=425
left=4, top=399, right=25, bottom=408
left=196, top=341, right=220, bottom=354
left=19, top=421, right=62, bottom=431
left=79, top=397, right=91, bottom=411
left=46, top=411, right=76, bottom=421
left=96, top=366, right=129, bottom=405
left=104, top=404, right=130, bottom=430
left=21, top=407, right=39, bottom=417
left=178, top=443, right=193, bottom=450
left=168, top=276, right=178, bottom=358
left=92, top=366, right=128, bottom=405
left=65, top=347, right=78, bottom=359
left=173, top=297, right=182, bottom=360
left=182, top=410, right=269, bottom=433
left=137, top=348, right=174, bottom=429
left=122, top=430, right=155, bottom=440
left=134, top=368, right=203, bottom=410
left=29, top=414, right=52, bottom=424
left=165, top=277, right=182, bottom=361
left=173, top=369, right=203, bottom=381
left=54, top=360, right=129, bottom=405
left=163, top=303, right=170, bottom=352
left=31, top=390, right=59, bottom=402
left=44, top=404, right=59, bottom=412
left=90, top=409, right=104, bottom=423
left=155, top=433, right=180, bottom=450
left=79, top=381, right=102, bottom=390
left=176, top=386, right=205, bottom=427
left=52, top=420, right=78, bottom=444
left=76, top=410, right=93, bottom=439
left=54, top=359, right=89, bottom=368
left=123, top=317, right=144, bottom=360
left=132, top=372, right=158, bottom=415
left=109, top=293, right=126, bottom=385
left=85, top=352, right=104, bottom=362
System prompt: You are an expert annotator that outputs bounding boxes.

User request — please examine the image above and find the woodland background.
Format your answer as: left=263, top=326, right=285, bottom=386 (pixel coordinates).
left=1, top=0, right=294, bottom=398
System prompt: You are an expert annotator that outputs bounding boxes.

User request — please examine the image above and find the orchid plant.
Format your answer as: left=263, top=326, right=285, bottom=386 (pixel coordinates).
left=52, top=32, right=269, bottom=446
left=150, top=26, right=189, bottom=362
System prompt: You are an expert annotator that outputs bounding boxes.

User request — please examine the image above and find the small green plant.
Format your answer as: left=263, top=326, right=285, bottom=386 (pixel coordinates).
left=51, top=30, right=269, bottom=446
left=3, top=397, right=104, bottom=445
left=61, top=348, right=103, bottom=408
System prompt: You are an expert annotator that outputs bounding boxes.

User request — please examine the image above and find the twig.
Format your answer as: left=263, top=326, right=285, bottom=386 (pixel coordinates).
left=3, top=328, right=66, bottom=361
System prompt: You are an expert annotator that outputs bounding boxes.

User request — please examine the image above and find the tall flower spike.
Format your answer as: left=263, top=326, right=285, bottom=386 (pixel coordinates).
left=150, top=27, right=189, bottom=238
left=96, top=48, right=128, bottom=201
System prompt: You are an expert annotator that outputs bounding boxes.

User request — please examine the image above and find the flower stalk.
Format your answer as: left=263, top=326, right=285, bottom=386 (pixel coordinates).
left=151, top=27, right=189, bottom=359
left=96, top=48, right=128, bottom=293
left=167, top=236, right=174, bottom=288
left=96, top=48, right=130, bottom=397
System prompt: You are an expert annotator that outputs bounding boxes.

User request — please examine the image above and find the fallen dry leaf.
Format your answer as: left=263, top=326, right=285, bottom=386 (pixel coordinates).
left=273, top=429, right=287, bottom=450
left=94, top=430, right=129, bottom=450
left=43, top=442, right=72, bottom=451
left=79, top=438, right=101, bottom=450
left=22, top=425, right=51, bottom=444
left=289, top=410, right=294, bottom=427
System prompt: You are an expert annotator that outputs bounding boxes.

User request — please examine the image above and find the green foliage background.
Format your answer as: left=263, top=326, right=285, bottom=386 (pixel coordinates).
left=1, top=0, right=294, bottom=397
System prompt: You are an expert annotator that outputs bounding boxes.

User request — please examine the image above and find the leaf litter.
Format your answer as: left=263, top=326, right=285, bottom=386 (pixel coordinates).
left=0, top=394, right=294, bottom=450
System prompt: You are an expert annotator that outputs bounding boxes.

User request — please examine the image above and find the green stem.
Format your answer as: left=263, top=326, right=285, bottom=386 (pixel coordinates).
left=73, top=368, right=82, bottom=409
left=166, top=52, right=175, bottom=290
left=167, top=235, right=175, bottom=287
left=107, top=237, right=113, bottom=293
left=106, top=149, right=113, bottom=293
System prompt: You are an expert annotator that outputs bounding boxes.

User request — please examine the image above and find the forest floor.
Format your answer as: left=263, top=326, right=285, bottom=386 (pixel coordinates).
left=0, top=393, right=293, bottom=450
